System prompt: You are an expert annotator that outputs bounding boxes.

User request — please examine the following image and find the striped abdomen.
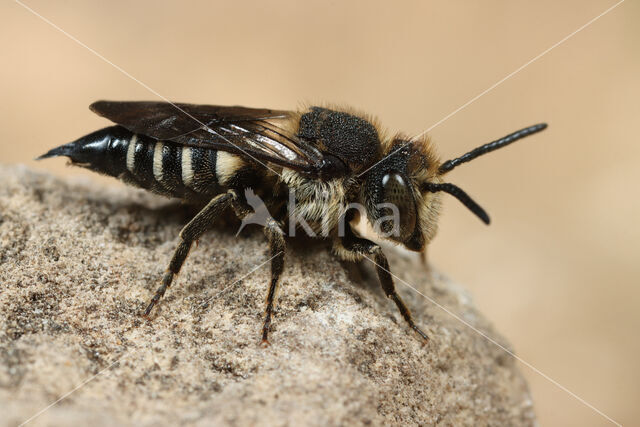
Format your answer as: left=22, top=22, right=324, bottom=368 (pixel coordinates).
left=39, top=126, right=257, bottom=200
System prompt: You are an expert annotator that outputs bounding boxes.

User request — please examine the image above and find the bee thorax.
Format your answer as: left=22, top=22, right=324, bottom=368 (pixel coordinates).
left=280, top=169, right=348, bottom=237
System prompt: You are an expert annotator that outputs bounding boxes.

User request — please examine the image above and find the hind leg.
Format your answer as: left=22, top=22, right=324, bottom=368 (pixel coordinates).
left=144, top=192, right=233, bottom=315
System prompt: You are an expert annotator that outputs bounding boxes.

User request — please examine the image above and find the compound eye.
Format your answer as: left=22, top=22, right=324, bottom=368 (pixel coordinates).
left=381, top=172, right=417, bottom=239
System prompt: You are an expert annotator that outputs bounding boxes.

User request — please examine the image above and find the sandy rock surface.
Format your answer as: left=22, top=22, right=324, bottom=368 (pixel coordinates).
left=0, top=165, right=534, bottom=426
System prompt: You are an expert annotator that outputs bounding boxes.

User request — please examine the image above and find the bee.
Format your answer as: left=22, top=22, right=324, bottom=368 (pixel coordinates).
left=38, top=101, right=547, bottom=344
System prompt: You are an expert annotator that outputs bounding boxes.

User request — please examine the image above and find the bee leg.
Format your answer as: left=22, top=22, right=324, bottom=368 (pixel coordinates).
left=334, top=227, right=429, bottom=343
left=420, top=248, right=431, bottom=271
left=259, top=219, right=285, bottom=346
left=229, top=192, right=285, bottom=345
left=144, top=192, right=234, bottom=316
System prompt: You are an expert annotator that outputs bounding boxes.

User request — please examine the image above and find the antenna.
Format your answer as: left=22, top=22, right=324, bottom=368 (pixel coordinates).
left=422, top=182, right=490, bottom=225
left=439, top=123, right=547, bottom=174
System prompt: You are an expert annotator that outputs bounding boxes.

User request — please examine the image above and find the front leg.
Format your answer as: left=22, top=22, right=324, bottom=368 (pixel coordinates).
left=230, top=192, right=286, bottom=345
left=333, top=224, right=429, bottom=342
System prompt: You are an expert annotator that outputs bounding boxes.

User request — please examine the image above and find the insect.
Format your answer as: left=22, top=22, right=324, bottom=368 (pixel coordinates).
left=39, top=101, right=547, bottom=344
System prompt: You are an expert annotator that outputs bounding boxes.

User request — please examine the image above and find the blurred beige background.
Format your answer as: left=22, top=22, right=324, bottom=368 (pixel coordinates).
left=1, top=1, right=638, bottom=425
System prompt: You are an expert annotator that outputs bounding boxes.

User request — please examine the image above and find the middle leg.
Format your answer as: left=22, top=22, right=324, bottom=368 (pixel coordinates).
left=230, top=191, right=286, bottom=344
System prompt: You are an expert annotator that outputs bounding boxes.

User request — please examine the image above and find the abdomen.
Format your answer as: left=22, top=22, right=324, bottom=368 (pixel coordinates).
left=39, top=126, right=257, bottom=201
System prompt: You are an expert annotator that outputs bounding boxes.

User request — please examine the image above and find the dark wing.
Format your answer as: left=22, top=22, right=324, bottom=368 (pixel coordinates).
left=90, top=100, right=325, bottom=173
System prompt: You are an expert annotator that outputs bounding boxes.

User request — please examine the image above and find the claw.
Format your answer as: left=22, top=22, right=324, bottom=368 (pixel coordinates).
left=412, top=325, right=430, bottom=344
left=143, top=298, right=157, bottom=317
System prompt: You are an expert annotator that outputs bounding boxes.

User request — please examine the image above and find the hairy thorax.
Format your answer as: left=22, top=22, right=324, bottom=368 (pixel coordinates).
left=279, top=168, right=355, bottom=238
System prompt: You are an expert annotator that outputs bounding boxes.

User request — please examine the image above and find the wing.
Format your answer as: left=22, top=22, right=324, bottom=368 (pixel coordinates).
left=89, top=100, right=325, bottom=173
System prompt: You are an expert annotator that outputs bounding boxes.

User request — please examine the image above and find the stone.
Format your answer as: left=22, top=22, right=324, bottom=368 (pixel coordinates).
left=0, top=165, right=535, bottom=426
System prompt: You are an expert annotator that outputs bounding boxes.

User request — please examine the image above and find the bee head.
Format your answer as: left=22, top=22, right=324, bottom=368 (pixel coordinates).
left=361, top=136, right=441, bottom=252
left=362, top=123, right=547, bottom=252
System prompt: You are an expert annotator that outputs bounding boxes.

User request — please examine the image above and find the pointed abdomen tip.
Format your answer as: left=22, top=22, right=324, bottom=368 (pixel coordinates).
left=35, top=144, right=73, bottom=161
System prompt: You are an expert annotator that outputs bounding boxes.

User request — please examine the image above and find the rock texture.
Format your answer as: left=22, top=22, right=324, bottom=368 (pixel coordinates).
left=0, top=165, right=535, bottom=426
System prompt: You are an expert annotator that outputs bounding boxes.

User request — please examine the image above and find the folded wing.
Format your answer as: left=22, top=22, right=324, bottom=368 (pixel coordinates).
left=90, top=100, right=325, bottom=173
